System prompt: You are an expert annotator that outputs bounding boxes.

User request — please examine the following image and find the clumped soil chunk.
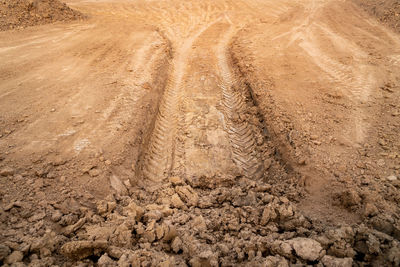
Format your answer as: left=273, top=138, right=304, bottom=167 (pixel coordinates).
left=0, top=0, right=84, bottom=31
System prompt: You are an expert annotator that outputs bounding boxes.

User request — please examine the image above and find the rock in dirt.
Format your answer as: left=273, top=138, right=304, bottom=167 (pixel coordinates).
left=63, top=217, right=86, bottom=236
left=190, top=250, right=217, bottom=267
left=386, top=246, right=400, bottom=265
left=110, top=224, right=132, bottom=247
left=338, top=189, right=361, bottom=208
left=0, top=166, right=14, bottom=176
left=232, top=190, right=257, bottom=206
left=3, top=200, right=23, bottom=211
left=260, top=204, right=277, bottom=225
left=5, top=250, right=23, bottom=264
left=28, top=211, right=46, bottom=222
left=60, top=240, right=108, bottom=260
left=170, top=193, right=186, bottom=209
left=161, top=223, right=178, bottom=242
left=363, top=203, right=378, bottom=217
left=158, top=258, right=174, bottom=267
left=98, top=253, right=116, bottom=267
left=146, top=203, right=173, bottom=217
left=110, top=175, right=128, bottom=196
left=40, top=247, right=52, bottom=258
left=122, top=200, right=144, bottom=221
left=51, top=209, right=63, bottom=222
left=89, top=168, right=101, bottom=177
left=107, top=246, right=125, bottom=259
left=289, top=237, right=324, bottom=261
left=271, top=240, right=293, bottom=259
left=321, top=255, right=353, bottom=267
left=263, top=256, right=289, bottom=266
left=171, top=237, right=183, bottom=253
left=143, top=210, right=163, bottom=222
left=0, top=244, right=11, bottom=261
left=192, top=215, right=207, bottom=231
left=175, top=185, right=199, bottom=206
left=85, top=225, right=116, bottom=242
left=97, top=200, right=117, bottom=215
left=169, top=176, right=184, bottom=186
left=116, top=254, right=130, bottom=267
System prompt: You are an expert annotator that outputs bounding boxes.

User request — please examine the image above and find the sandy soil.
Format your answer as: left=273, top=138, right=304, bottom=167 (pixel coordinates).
left=0, top=0, right=399, bottom=266
left=0, top=0, right=83, bottom=31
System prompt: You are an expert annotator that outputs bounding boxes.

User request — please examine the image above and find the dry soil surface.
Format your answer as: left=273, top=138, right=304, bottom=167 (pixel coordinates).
left=0, top=0, right=400, bottom=266
left=353, top=0, right=400, bottom=33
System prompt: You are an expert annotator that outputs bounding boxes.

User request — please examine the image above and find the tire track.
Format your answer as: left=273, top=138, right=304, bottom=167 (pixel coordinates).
left=295, top=22, right=377, bottom=143
left=87, top=33, right=167, bottom=148
left=142, top=65, right=181, bottom=182
left=166, top=21, right=235, bottom=180
left=217, top=26, right=264, bottom=178
left=103, top=35, right=166, bottom=131
left=299, top=25, right=375, bottom=102
left=142, top=20, right=221, bottom=182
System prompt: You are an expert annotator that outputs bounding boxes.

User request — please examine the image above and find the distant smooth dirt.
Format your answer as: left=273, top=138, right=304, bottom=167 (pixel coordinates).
left=0, top=0, right=83, bottom=31
left=353, top=0, right=400, bottom=32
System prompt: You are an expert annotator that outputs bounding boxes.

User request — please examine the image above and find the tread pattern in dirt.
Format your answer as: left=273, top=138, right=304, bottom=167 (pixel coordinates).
left=218, top=28, right=264, bottom=178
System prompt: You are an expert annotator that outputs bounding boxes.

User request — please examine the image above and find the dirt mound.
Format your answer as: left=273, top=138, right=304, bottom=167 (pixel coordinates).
left=0, top=0, right=84, bottom=31
left=352, top=0, right=400, bottom=32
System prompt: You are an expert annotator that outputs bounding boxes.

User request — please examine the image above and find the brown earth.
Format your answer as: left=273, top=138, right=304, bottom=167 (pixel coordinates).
left=0, top=0, right=400, bottom=266
left=0, top=0, right=84, bottom=31
left=353, top=0, right=400, bottom=33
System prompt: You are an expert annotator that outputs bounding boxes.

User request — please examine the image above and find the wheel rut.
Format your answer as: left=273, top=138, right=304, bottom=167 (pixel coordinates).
left=139, top=20, right=265, bottom=184
left=142, top=64, right=181, bottom=182
left=103, top=34, right=166, bottom=133
left=217, top=26, right=264, bottom=178
left=140, top=20, right=221, bottom=182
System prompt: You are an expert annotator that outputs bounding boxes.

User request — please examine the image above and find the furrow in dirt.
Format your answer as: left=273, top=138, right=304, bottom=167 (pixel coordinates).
left=217, top=26, right=263, bottom=178
left=141, top=72, right=181, bottom=181
left=101, top=35, right=166, bottom=137
left=140, top=21, right=221, bottom=182
left=140, top=45, right=192, bottom=182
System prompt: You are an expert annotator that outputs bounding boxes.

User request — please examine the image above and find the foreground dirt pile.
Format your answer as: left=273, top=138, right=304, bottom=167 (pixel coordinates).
left=352, top=0, right=400, bottom=33
left=1, top=169, right=399, bottom=266
left=0, top=0, right=400, bottom=266
left=0, top=0, right=84, bottom=31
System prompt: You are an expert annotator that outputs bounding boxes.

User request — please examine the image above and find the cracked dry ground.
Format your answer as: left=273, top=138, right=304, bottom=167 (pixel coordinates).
left=1, top=0, right=400, bottom=266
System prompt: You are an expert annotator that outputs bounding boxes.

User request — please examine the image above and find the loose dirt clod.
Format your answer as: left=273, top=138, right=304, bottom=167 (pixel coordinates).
left=60, top=241, right=108, bottom=260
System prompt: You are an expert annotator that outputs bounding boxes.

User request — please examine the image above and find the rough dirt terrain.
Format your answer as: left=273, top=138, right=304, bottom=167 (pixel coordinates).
left=353, top=0, right=400, bottom=33
left=0, top=0, right=84, bottom=31
left=0, top=0, right=400, bottom=266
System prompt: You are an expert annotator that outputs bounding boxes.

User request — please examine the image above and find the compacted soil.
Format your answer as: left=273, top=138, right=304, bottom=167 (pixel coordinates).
left=0, top=0, right=399, bottom=266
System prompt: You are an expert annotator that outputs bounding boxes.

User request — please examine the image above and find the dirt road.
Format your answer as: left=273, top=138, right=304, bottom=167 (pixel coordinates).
left=0, top=0, right=400, bottom=266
